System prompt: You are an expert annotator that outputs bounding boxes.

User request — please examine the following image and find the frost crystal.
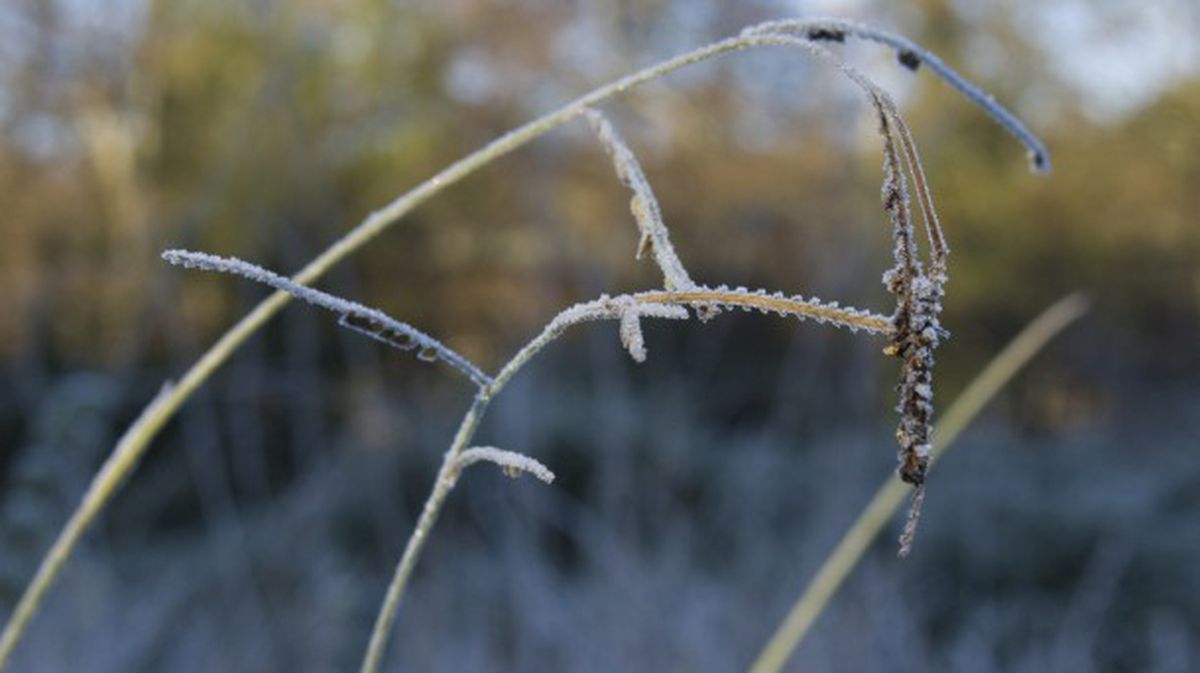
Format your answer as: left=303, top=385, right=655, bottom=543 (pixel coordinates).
left=163, top=250, right=493, bottom=388
left=582, top=108, right=695, bottom=291
left=632, top=286, right=893, bottom=335
left=454, top=446, right=555, bottom=484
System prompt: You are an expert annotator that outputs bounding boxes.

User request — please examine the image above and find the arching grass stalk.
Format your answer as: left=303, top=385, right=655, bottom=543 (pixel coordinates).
left=151, top=250, right=896, bottom=673
left=748, top=293, right=1090, bottom=673
left=0, top=17, right=1048, bottom=671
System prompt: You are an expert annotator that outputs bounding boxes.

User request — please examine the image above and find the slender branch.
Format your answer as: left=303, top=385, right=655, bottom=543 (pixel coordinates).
left=163, top=250, right=493, bottom=388
left=581, top=108, right=695, bottom=290
left=357, top=281, right=889, bottom=672
left=488, top=295, right=681, bottom=398
left=744, top=17, right=1051, bottom=173
left=893, top=119, right=947, bottom=273
left=636, top=288, right=894, bottom=334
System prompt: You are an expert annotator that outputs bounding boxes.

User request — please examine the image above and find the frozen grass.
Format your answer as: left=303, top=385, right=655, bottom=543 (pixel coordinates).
left=0, top=17, right=1049, bottom=672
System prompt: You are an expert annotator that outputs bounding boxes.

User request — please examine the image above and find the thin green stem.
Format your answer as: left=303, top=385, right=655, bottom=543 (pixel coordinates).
left=747, top=293, right=1090, bottom=673
left=358, top=395, right=489, bottom=673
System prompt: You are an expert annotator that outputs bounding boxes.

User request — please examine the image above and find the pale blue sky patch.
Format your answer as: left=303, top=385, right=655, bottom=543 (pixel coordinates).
left=1020, top=0, right=1199, bottom=121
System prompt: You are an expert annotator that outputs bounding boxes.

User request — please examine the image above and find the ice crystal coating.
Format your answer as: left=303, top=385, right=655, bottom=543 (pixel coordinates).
left=634, top=286, right=893, bottom=335
left=582, top=108, right=695, bottom=290
left=742, top=17, right=1051, bottom=172
left=163, top=250, right=492, bottom=388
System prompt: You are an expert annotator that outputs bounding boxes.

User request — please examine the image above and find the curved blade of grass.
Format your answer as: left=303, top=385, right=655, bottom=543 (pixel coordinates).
left=0, top=31, right=811, bottom=669
left=748, top=292, right=1090, bottom=673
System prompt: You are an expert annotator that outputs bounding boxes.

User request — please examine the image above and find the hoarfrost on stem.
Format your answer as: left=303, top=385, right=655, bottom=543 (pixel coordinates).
left=162, top=250, right=493, bottom=388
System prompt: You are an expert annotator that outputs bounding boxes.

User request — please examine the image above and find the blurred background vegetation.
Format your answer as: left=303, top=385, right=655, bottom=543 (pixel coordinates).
left=1, top=0, right=1197, bottom=671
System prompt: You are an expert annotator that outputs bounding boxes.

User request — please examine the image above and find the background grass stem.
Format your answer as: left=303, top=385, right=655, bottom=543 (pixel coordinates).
left=748, top=292, right=1090, bottom=673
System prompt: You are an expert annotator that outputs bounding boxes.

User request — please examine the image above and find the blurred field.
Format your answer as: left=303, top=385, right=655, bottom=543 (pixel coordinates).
left=1, top=1, right=1198, bottom=671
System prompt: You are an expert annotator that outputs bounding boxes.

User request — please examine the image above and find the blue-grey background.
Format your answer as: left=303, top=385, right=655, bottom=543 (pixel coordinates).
left=1, top=0, right=1197, bottom=670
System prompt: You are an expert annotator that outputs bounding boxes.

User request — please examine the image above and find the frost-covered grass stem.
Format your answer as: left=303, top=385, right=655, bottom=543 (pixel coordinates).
left=358, top=395, right=488, bottom=673
left=357, top=279, right=896, bottom=672
left=744, top=17, right=1051, bottom=172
